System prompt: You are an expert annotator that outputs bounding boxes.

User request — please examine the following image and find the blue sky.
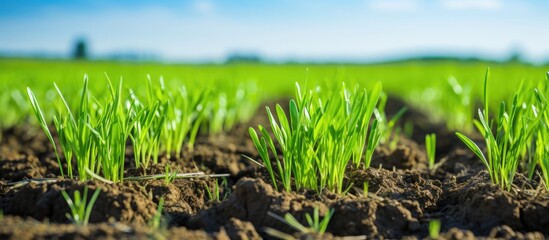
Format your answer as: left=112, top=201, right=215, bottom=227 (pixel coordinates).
left=1, top=0, right=548, bottom=62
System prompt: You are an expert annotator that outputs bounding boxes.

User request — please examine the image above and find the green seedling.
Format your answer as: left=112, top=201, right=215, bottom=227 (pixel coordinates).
left=163, top=165, right=178, bottom=185
left=377, top=92, right=407, bottom=149
left=535, top=74, right=549, bottom=190
left=249, top=82, right=382, bottom=194
left=129, top=92, right=166, bottom=169
left=444, top=76, right=474, bottom=133
left=27, top=87, right=64, bottom=176
left=149, top=197, right=166, bottom=230
left=429, top=219, right=441, bottom=239
left=149, top=77, right=208, bottom=159
left=363, top=181, right=369, bottom=198
left=0, top=89, right=30, bottom=142
left=425, top=133, right=436, bottom=169
left=205, top=177, right=228, bottom=202
left=265, top=207, right=334, bottom=239
left=28, top=76, right=100, bottom=180
left=61, top=186, right=101, bottom=225
left=28, top=76, right=154, bottom=182
left=456, top=69, right=545, bottom=191
left=204, top=82, right=259, bottom=134
left=92, top=77, right=134, bottom=183
left=536, top=128, right=549, bottom=190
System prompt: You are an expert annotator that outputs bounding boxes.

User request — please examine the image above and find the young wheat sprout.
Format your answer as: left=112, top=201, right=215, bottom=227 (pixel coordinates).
left=61, top=186, right=101, bottom=225
left=265, top=207, right=334, bottom=239
left=249, top=82, right=383, bottom=194
left=425, top=133, right=436, bottom=170
left=456, top=70, right=545, bottom=191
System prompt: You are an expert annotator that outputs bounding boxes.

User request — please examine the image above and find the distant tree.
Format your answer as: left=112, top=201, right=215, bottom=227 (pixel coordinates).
left=507, top=51, right=522, bottom=63
left=225, top=53, right=262, bottom=64
left=73, top=38, right=88, bottom=60
left=507, top=45, right=523, bottom=63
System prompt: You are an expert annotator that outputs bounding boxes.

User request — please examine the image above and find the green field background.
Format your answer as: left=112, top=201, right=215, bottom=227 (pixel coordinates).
left=1, top=58, right=547, bottom=130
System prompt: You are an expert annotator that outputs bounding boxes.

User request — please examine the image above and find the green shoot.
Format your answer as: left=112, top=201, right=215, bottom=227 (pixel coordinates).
left=93, top=77, right=134, bottom=183
left=129, top=93, right=166, bottom=169
left=205, top=177, right=228, bottom=202
left=204, top=82, right=259, bottom=134
left=535, top=73, right=549, bottom=190
left=378, top=92, right=407, bottom=148
left=28, top=76, right=152, bottom=182
left=163, top=165, right=178, bottom=185
left=249, top=82, right=382, bottom=194
left=28, top=75, right=99, bottom=180
left=406, top=76, right=473, bottom=134
left=536, top=129, right=549, bottom=190
left=265, top=207, right=334, bottom=239
left=444, top=76, right=474, bottom=132
left=27, top=87, right=64, bottom=177
left=0, top=89, right=30, bottom=142
left=429, top=219, right=441, bottom=239
left=61, top=186, right=101, bottom=225
left=456, top=69, right=545, bottom=191
left=149, top=197, right=166, bottom=230
left=207, top=92, right=227, bottom=134
left=425, top=133, right=437, bottom=169
left=149, top=77, right=208, bottom=159
left=363, top=181, right=369, bottom=198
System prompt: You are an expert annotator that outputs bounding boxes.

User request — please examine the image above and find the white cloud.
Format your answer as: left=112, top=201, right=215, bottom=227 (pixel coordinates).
left=368, top=0, right=420, bottom=12
left=441, top=0, right=502, bottom=10
left=193, top=0, right=215, bottom=14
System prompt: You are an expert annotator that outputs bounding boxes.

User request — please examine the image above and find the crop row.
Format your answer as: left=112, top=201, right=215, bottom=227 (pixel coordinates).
left=27, top=75, right=259, bottom=182
left=3, top=61, right=549, bottom=193
left=248, top=70, right=549, bottom=194
left=457, top=71, right=549, bottom=191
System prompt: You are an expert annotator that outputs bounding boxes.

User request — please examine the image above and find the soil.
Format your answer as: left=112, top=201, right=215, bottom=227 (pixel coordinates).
left=1, top=97, right=548, bottom=239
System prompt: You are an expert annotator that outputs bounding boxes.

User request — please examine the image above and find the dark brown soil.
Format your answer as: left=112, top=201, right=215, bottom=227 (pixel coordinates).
left=0, top=216, right=220, bottom=240
left=1, top=99, right=548, bottom=239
